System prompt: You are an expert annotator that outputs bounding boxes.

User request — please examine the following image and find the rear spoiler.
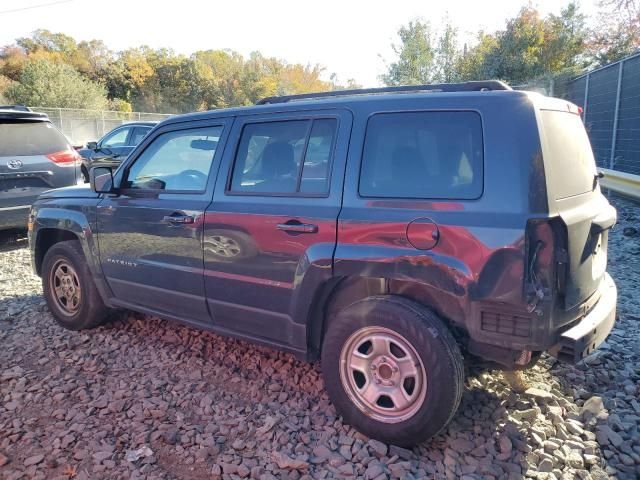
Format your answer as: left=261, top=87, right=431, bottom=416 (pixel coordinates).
left=0, top=109, right=48, bottom=121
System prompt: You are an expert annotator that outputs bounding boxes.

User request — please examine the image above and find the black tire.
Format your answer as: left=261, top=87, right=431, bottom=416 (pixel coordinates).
left=81, top=166, right=89, bottom=183
left=321, top=295, right=464, bottom=446
left=42, top=240, right=109, bottom=330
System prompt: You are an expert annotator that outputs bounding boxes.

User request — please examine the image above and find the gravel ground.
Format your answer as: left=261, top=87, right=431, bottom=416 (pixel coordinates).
left=1, top=197, right=639, bottom=480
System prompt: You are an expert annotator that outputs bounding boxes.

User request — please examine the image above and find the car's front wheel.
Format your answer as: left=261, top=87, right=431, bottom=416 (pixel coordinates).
left=321, top=296, right=464, bottom=446
left=42, top=240, right=109, bottom=330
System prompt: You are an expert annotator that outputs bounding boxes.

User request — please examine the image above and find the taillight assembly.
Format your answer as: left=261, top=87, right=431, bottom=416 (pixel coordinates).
left=47, top=149, right=82, bottom=166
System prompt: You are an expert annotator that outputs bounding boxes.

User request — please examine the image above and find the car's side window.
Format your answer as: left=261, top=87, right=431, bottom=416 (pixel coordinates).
left=229, top=118, right=337, bottom=196
left=359, top=111, right=483, bottom=200
left=124, top=126, right=223, bottom=192
left=101, top=127, right=130, bottom=148
left=129, top=127, right=151, bottom=146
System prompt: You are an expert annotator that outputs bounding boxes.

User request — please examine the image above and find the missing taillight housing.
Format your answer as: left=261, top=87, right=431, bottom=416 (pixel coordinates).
left=525, top=219, right=558, bottom=308
left=47, top=149, right=81, bottom=166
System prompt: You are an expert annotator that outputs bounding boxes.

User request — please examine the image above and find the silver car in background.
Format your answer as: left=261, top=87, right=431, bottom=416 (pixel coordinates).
left=0, top=106, right=83, bottom=230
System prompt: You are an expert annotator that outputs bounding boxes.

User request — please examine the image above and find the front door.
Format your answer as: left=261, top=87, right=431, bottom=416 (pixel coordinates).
left=97, top=119, right=231, bottom=323
left=91, top=125, right=136, bottom=168
left=203, top=110, right=352, bottom=350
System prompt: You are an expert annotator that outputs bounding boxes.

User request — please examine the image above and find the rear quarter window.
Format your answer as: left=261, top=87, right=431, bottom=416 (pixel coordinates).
left=540, top=110, right=597, bottom=200
left=0, top=121, right=69, bottom=156
left=359, top=111, right=483, bottom=199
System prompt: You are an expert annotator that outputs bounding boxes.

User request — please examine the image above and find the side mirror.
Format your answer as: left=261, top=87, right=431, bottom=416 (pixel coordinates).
left=86, top=141, right=98, bottom=150
left=90, top=166, right=116, bottom=194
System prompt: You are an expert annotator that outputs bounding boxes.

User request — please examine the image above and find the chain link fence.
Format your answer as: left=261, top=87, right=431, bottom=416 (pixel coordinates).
left=32, top=107, right=172, bottom=146
left=564, top=52, right=640, bottom=176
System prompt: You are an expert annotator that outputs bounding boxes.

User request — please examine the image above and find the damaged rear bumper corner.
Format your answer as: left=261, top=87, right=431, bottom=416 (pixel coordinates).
left=551, top=273, right=617, bottom=364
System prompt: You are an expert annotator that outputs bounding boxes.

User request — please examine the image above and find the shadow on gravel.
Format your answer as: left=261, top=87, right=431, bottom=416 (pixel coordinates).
left=0, top=293, right=45, bottom=330
left=0, top=228, right=28, bottom=253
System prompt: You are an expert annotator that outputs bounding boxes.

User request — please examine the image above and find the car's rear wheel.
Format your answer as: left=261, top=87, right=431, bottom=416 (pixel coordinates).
left=321, top=295, right=464, bottom=446
left=42, top=240, right=109, bottom=330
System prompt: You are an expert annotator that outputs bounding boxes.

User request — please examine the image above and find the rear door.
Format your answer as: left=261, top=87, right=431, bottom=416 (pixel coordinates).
left=0, top=120, right=77, bottom=210
left=540, top=109, right=616, bottom=309
left=97, top=119, right=231, bottom=323
left=203, top=109, right=351, bottom=349
left=129, top=126, right=153, bottom=147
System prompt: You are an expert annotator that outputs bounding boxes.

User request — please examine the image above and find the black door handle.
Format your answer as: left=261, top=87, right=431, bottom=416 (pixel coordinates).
left=277, top=222, right=318, bottom=234
left=163, top=214, right=194, bottom=224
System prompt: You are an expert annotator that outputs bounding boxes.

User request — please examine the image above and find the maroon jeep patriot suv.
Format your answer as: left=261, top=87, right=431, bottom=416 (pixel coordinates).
left=29, top=81, right=617, bottom=446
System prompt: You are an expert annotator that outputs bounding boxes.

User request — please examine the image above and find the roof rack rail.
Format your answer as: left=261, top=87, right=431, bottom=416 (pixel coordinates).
left=257, top=80, right=511, bottom=105
left=0, top=105, right=32, bottom=112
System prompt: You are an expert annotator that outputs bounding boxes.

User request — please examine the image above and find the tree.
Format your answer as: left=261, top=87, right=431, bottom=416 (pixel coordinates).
left=0, top=46, right=28, bottom=81
left=456, top=33, right=500, bottom=81
left=6, top=59, right=108, bottom=109
left=16, top=29, right=77, bottom=56
left=1, top=30, right=363, bottom=114
left=543, top=3, right=588, bottom=72
left=380, top=20, right=436, bottom=85
left=455, top=4, right=588, bottom=84
left=587, top=0, right=640, bottom=65
left=433, top=20, right=460, bottom=82
left=0, top=74, right=14, bottom=103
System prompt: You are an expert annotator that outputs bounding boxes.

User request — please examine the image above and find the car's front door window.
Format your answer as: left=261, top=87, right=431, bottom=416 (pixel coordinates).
left=125, top=126, right=222, bottom=192
left=101, top=127, right=130, bottom=148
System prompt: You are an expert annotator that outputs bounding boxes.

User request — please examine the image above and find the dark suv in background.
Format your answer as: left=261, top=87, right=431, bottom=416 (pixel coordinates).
left=78, top=121, right=156, bottom=182
left=28, top=81, right=617, bottom=446
left=0, top=106, right=82, bottom=230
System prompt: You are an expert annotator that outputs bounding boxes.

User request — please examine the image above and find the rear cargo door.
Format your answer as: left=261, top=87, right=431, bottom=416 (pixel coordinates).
left=540, top=109, right=616, bottom=309
left=0, top=121, right=77, bottom=210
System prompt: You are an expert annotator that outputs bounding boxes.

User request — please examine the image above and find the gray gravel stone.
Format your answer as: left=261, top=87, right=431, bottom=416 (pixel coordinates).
left=23, top=454, right=44, bottom=467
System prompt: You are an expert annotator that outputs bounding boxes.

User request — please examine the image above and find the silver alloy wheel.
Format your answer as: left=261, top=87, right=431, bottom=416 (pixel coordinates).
left=339, top=326, right=427, bottom=423
left=50, top=260, right=82, bottom=316
left=208, top=235, right=242, bottom=258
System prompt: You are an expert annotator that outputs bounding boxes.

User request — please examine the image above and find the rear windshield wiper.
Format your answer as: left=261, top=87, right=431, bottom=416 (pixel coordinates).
left=594, top=171, right=604, bottom=189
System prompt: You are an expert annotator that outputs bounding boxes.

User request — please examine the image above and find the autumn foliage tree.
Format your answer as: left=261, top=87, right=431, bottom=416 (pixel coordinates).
left=0, top=29, right=358, bottom=113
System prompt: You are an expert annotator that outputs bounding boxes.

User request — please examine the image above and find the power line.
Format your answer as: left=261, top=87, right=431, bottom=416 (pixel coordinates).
left=0, top=0, right=74, bottom=15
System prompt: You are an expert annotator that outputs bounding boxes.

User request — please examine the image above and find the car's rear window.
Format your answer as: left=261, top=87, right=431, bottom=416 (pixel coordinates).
left=359, top=111, right=483, bottom=199
left=0, top=121, right=69, bottom=156
left=541, top=110, right=597, bottom=199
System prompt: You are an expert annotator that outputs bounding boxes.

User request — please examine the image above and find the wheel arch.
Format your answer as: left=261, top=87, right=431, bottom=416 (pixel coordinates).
left=306, top=275, right=466, bottom=360
left=34, top=228, right=79, bottom=275
left=31, top=208, right=114, bottom=304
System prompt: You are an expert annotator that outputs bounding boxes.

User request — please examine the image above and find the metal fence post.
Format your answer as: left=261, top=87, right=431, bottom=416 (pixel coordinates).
left=610, top=61, right=624, bottom=170
left=58, top=108, right=63, bottom=136
left=582, top=73, right=590, bottom=121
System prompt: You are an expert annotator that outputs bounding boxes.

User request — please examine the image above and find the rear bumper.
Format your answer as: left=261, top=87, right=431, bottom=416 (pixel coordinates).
left=553, top=273, right=617, bottom=363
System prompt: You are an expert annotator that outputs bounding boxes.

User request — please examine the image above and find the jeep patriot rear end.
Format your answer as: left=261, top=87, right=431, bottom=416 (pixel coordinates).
left=28, top=81, right=617, bottom=446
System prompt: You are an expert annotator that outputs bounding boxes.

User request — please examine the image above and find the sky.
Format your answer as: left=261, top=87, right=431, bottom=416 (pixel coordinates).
left=0, top=0, right=600, bottom=87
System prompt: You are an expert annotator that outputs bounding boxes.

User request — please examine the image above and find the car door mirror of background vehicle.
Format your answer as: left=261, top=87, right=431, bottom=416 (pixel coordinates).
left=90, top=166, right=116, bottom=194
left=86, top=141, right=98, bottom=150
